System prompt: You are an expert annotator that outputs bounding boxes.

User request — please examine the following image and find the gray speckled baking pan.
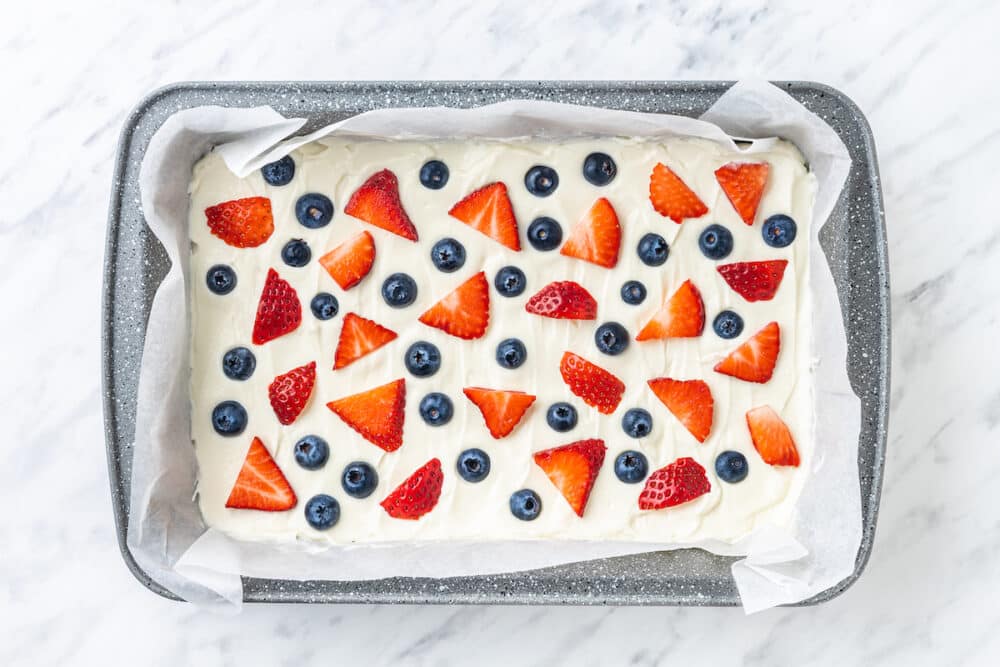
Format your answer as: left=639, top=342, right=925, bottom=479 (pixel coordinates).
left=102, top=81, right=889, bottom=605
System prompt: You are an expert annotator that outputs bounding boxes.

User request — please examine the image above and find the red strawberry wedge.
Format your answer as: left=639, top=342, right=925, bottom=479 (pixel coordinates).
left=418, top=271, right=490, bottom=339
left=448, top=182, right=520, bottom=251
left=326, top=379, right=406, bottom=452
left=225, top=437, right=297, bottom=511
left=559, top=352, right=625, bottom=414
left=268, top=361, right=316, bottom=425
left=525, top=281, right=598, bottom=320
left=638, top=457, right=710, bottom=510
left=344, top=169, right=418, bottom=241
left=334, top=313, right=398, bottom=370
left=380, top=458, right=444, bottom=520
left=714, top=321, right=781, bottom=383
left=717, top=260, right=788, bottom=302
left=649, top=163, right=708, bottom=223
left=319, top=231, right=375, bottom=290
left=715, top=162, right=770, bottom=225
left=746, top=406, right=800, bottom=467
left=636, top=280, right=705, bottom=341
left=252, top=268, right=302, bottom=344
left=559, top=198, right=621, bottom=268
left=205, top=196, right=274, bottom=248
left=533, top=439, right=607, bottom=517
left=647, top=378, right=714, bottom=443
left=463, top=387, right=536, bottom=439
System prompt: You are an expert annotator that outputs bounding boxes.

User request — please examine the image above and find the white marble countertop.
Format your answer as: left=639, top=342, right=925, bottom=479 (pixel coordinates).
left=2, top=0, right=997, bottom=664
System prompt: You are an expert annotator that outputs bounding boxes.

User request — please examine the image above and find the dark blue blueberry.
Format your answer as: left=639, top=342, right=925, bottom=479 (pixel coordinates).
left=310, top=292, right=339, bottom=320
left=583, top=152, right=617, bottom=186
left=304, top=494, right=340, bottom=530
left=715, top=450, right=749, bottom=483
left=494, top=266, right=526, bottom=297
left=496, top=338, right=527, bottom=369
left=698, top=224, right=734, bottom=260
left=527, top=216, right=563, bottom=251
left=211, top=400, right=247, bottom=436
left=260, top=155, right=295, bottom=186
left=405, top=341, right=441, bottom=378
left=457, top=448, right=491, bottom=483
left=222, top=347, right=256, bottom=381
left=419, top=392, right=453, bottom=426
left=614, top=450, right=649, bottom=484
left=281, top=238, right=312, bottom=267
left=510, top=489, right=542, bottom=521
left=419, top=160, right=450, bottom=189
left=713, top=310, right=744, bottom=339
left=341, top=461, right=379, bottom=498
left=293, top=435, right=330, bottom=470
left=206, top=265, right=236, bottom=295
left=594, top=322, right=629, bottom=356
left=524, top=165, right=559, bottom=197
left=381, top=273, right=418, bottom=308
left=295, top=193, right=334, bottom=229
left=762, top=214, right=797, bottom=248
left=546, top=402, right=578, bottom=433
left=621, top=408, right=653, bottom=438
left=430, top=237, right=466, bottom=273
left=637, top=233, right=669, bottom=266
left=620, top=280, right=647, bottom=305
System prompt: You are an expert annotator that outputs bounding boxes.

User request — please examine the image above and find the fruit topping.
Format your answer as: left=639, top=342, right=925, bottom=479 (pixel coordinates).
left=293, top=435, right=329, bottom=470
left=712, top=310, right=744, bottom=339
left=342, top=461, right=379, bottom=498
left=494, top=266, right=527, bottom=297
left=717, top=260, right=788, bottom=302
left=206, top=264, right=237, bottom=295
left=333, top=313, right=398, bottom=370
left=698, top=224, right=734, bottom=260
left=380, top=458, right=444, bottom=520
left=326, top=379, right=406, bottom=452
left=404, top=341, right=441, bottom=378
left=527, top=216, right=563, bottom=251
left=647, top=378, right=714, bottom=443
left=546, top=402, right=578, bottom=432
left=583, top=152, right=617, bottom=186
left=205, top=196, right=275, bottom=247
left=762, top=214, right=797, bottom=248
left=251, top=268, right=302, bottom=344
left=430, top=237, right=466, bottom=272
left=212, top=400, right=247, bottom=436
left=304, top=494, right=340, bottom=530
left=525, top=281, right=597, bottom=320
left=559, top=198, right=621, bottom=268
left=621, top=408, right=653, bottom=439
left=637, top=232, right=669, bottom=266
left=524, top=165, right=559, bottom=197
left=225, top=436, right=297, bottom=511
left=295, top=193, right=334, bottom=229
left=344, top=169, right=419, bottom=241
left=510, top=489, right=542, bottom=521
left=222, top=347, right=256, bottom=381
left=381, top=272, right=418, bottom=308
left=310, top=293, right=339, bottom=320
left=714, top=162, right=769, bottom=225
left=418, top=271, right=490, bottom=339
left=649, top=163, right=708, bottom=223
left=594, top=322, right=630, bottom=356
left=496, top=338, right=527, bottom=369
left=533, top=439, right=606, bottom=517
left=559, top=351, right=625, bottom=414
left=419, top=392, right=454, bottom=427
left=318, top=231, right=375, bottom=291
left=715, top=451, right=749, bottom=483
left=261, top=156, right=295, bottom=186
left=268, top=361, right=316, bottom=425
left=638, top=457, right=710, bottom=510
left=714, top=321, right=781, bottom=383
left=457, top=448, right=491, bottom=483
left=636, top=279, right=705, bottom=341
left=419, top=159, right=449, bottom=190
left=449, top=182, right=520, bottom=250
left=463, top=387, right=536, bottom=439
left=614, top=450, right=649, bottom=484
left=746, top=406, right=800, bottom=466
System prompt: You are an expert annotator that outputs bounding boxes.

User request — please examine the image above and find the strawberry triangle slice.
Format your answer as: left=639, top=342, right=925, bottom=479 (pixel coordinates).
left=559, top=197, right=621, bottom=268
left=714, top=321, right=781, bottom=384
left=649, top=163, right=708, bottom=223
left=636, top=279, right=705, bottom=341
left=717, top=260, right=788, bottom=302
left=448, top=182, right=521, bottom=251
left=225, top=437, right=297, bottom=511
left=334, top=313, right=398, bottom=370
left=463, top=387, right=537, bottom=439
left=715, top=162, right=770, bottom=225
left=252, top=268, right=302, bottom=345
left=746, top=406, right=800, bottom=467
left=380, top=458, right=444, bottom=520
left=533, top=439, right=607, bottom=517
left=326, top=379, right=406, bottom=452
left=319, top=230, right=376, bottom=290
left=344, top=169, right=418, bottom=241
left=418, top=271, right=490, bottom=340
left=268, top=361, right=316, bottom=425
left=647, top=378, right=714, bottom=443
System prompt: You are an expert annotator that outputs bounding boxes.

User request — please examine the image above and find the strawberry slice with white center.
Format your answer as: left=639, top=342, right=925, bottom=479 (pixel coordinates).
left=333, top=313, right=398, bottom=370
left=647, top=378, right=714, bottom=443
left=252, top=268, right=302, bottom=345
left=559, top=197, right=621, bottom=268
left=463, top=387, right=537, bottom=439
left=714, top=321, right=781, bottom=383
left=649, top=163, right=708, bottom=223
left=318, top=231, right=375, bottom=290
left=714, top=162, right=770, bottom=225
left=638, top=457, right=710, bottom=510
left=344, top=169, right=418, bottom=241
left=225, top=437, right=297, bottom=511
left=635, top=279, right=705, bottom=341
left=533, top=439, right=607, bottom=517
left=448, top=182, right=521, bottom=251
left=205, top=196, right=274, bottom=248
left=746, top=406, right=800, bottom=467
left=418, top=271, right=490, bottom=339
left=326, top=379, right=406, bottom=452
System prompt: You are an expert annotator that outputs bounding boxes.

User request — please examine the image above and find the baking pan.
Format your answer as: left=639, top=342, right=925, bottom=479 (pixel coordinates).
left=102, top=81, right=889, bottom=605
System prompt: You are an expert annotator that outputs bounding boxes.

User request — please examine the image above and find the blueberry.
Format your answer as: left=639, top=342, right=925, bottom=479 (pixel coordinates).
left=206, top=265, right=236, bottom=295
left=310, top=293, right=339, bottom=320
left=381, top=273, right=418, bottom=308
left=621, top=408, right=653, bottom=438
left=715, top=450, right=749, bottom=483
left=637, top=233, right=669, bottom=266
left=594, top=322, right=629, bottom=356
left=341, top=461, right=379, bottom=498
left=496, top=338, right=527, bottom=369
left=304, top=494, right=340, bottom=530
left=457, top=448, right=491, bottom=483
left=260, top=155, right=295, bottom=186
left=295, top=193, right=334, bottom=229
left=294, top=435, right=330, bottom=470
left=762, top=214, right=797, bottom=248
left=419, top=160, right=450, bottom=190
left=281, top=239, right=312, bottom=267
left=419, top=392, right=453, bottom=426
left=211, top=400, right=247, bottom=436
left=494, top=266, right=526, bottom=297
left=546, top=402, right=577, bottom=432
left=510, top=489, right=542, bottom=521
left=614, top=450, right=649, bottom=483
left=222, top=347, right=256, bottom=381
left=713, top=310, right=744, bottom=339
left=527, top=216, right=563, bottom=251
left=620, top=280, right=647, bottom=305
left=430, top=237, right=466, bottom=273
left=583, top=152, right=617, bottom=186
left=405, top=341, right=441, bottom=378
left=524, top=165, right=559, bottom=197
left=698, top=224, right=734, bottom=260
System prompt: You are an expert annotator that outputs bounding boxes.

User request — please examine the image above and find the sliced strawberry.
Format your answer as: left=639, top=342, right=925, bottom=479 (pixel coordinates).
left=715, top=162, right=770, bottom=225
left=448, top=182, right=520, bottom=251
left=267, top=361, right=316, bottom=425
left=638, top=457, right=710, bottom=510
left=463, top=387, right=536, bottom=439
left=326, top=379, right=406, bottom=452
left=647, top=378, right=714, bottom=443
left=318, top=231, right=375, bottom=290
left=532, top=439, right=606, bottom=517
left=418, top=271, right=490, bottom=339
left=252, top=268, right=302, bottom=344
left=717, top=260, right=788, bottom=302
left=746, top=406, right=801, bottom=467
left=380, top=458, right=444, bottom=520
left=649, top=163, right=708, bottom=223
left=225, top=437, right=297, bottom=511
left=344, top=169, right=418, bottom=241
left=205, top=196, right=274, bottom=248
left=559, top=351, right=625, bottom=414
left=333, top=313, right=398, bottom=370
left=635, top=279, right=705, bottom=341
left=559, top=198, right=621, bottom=268
left=524, top=281, right=597, bottom=320
left=714, top=321, right=781, bottom=383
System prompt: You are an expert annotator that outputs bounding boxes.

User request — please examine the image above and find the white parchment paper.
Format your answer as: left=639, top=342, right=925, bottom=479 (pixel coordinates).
left=127, top=80, right=860, bottom=613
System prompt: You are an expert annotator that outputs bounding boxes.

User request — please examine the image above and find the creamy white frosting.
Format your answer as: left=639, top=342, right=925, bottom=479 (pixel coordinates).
left=189, top=135, right=815, bottom=547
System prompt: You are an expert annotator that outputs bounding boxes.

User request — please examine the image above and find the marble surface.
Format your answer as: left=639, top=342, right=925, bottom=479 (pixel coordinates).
left=1, top=0, right=997, bottom=664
